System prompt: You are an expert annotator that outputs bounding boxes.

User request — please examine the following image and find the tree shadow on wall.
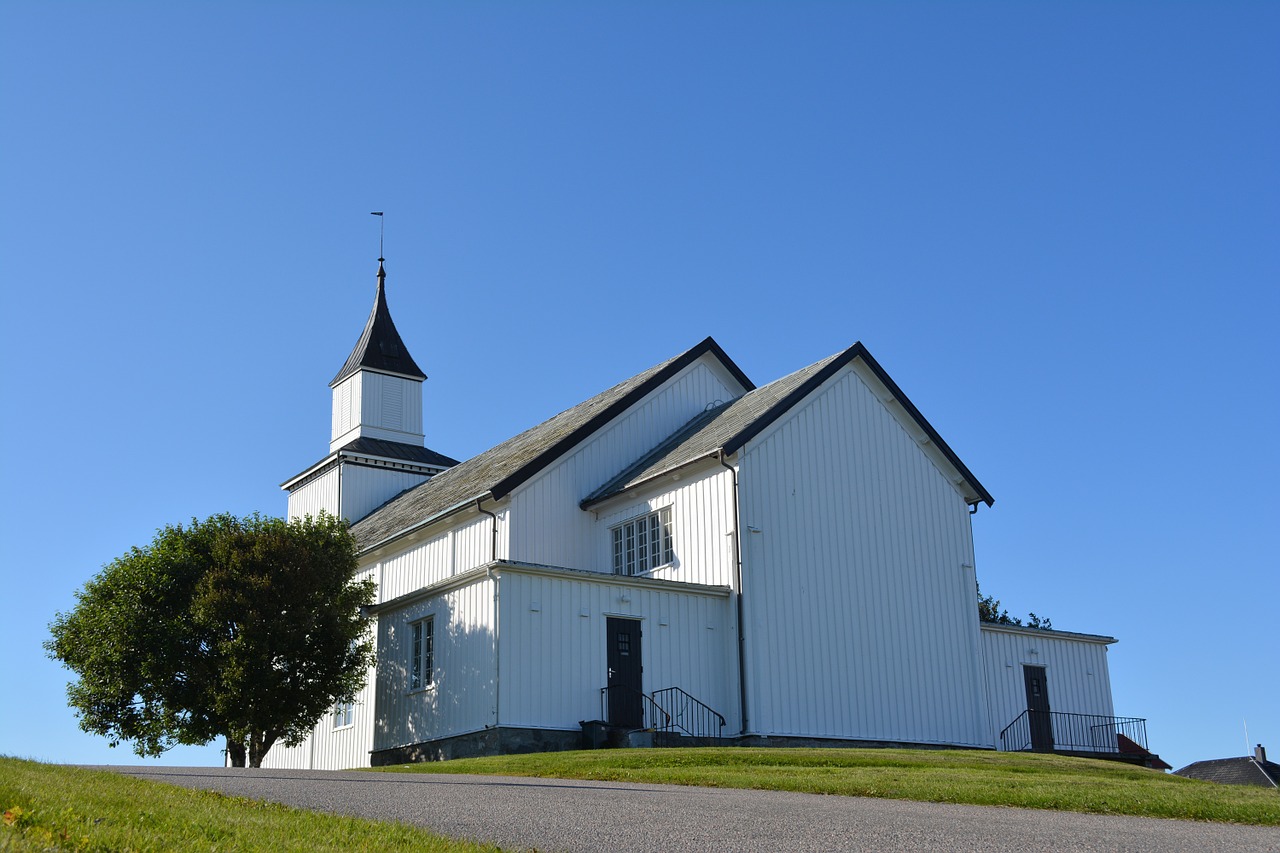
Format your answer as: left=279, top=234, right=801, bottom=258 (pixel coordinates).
left=374, top=594, right=497, bottom=758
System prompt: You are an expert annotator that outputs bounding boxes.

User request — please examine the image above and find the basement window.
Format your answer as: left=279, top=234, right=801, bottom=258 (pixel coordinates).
left=612, top=508, right=673, bottom=576
left=409, top=616, right=434, bottom=690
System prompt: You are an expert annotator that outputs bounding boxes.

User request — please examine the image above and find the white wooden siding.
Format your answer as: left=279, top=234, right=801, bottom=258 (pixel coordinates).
left=339, top=465, right=430, bottom=525
left=737, top=364, right=989, bottom=747
left=373, top=577, right=498, bottom=752
left=286, top=467, right=339, bottom=521
left=331, top=371, right=425, bottom=451
left=375, top=510, right=508, bottom=603
left=331, top=375, right=358, bottom=446
left=497, top=569, right=736, bottom=731
left=980, top=626, right=1115, bottom=747
left=509, top=356, right=744, bottom=571
left=593, top=464, right=736, bottom=587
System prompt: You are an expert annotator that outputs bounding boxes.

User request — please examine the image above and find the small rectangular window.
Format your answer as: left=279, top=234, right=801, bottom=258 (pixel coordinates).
left=611, top=508, right=673, bottom=575
left=332, top=702, right=354, bottom=729
left=409, top=616, right=434, bottom=690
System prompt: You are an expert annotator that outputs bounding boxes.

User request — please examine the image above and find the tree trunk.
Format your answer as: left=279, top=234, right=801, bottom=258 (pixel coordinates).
left=248, top=730, right=279, bottom=768
left=226, top=737, right=246, bottom=768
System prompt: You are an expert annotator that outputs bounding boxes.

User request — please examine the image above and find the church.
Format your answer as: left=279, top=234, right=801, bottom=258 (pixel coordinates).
left=261, top=260, right=1138, bottom=769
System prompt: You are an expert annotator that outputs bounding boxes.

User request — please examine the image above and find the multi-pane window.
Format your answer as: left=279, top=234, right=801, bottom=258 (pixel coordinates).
left=332, top=702, right=354, bottom=729
left=410, top=616, right=434, bottom=690
left=611, top=508, right=673, bottom=576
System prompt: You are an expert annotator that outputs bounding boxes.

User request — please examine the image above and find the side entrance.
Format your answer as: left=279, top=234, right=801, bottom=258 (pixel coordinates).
left=1023, top=664, right=1054, bottom=750
left=605, top=616, right=643, bottom=728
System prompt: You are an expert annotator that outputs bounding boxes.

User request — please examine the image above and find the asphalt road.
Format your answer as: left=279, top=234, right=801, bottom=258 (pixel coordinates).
left=98, top=766, right=1278, bottom=853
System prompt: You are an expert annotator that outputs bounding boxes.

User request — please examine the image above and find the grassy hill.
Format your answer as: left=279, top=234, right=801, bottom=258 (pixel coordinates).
left=0, top=757, right=500, bottom=852
left=370, top=746, right=1280, bottom=825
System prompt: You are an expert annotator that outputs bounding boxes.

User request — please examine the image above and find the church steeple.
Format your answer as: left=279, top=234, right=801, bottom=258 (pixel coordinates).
left=330, top=260, right=426, bottom=387
left=328, top=260, right=427, bottom=452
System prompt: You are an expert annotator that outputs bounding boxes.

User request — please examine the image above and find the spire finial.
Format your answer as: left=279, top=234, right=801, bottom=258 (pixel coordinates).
left=371, top=211, right=385, bottom=263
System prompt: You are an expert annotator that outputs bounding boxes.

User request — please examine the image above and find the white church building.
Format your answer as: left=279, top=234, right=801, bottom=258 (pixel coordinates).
left=262, top=261, right=1146, bottom=770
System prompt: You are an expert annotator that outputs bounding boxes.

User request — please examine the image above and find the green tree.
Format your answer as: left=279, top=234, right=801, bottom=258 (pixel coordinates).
left=46, top=512, right=375, bottom=768
left=977, top=584, right=1052, bottom=630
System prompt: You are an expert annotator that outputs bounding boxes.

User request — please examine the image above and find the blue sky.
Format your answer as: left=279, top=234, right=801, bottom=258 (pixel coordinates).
left=2, top=2, right=1275, bottom=772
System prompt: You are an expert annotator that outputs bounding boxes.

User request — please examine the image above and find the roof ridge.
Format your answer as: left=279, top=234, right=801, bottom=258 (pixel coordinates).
left=349, top=337, right=752, bottom=551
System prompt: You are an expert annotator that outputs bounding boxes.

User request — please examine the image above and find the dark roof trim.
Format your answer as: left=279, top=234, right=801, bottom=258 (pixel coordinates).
left=978, top=622, right=1116, bottom=644
left=487, top=336, right=754, bottom=500
left=359, top=492, right=494, bottom=557
left=721, top=342, right=994, bottom=507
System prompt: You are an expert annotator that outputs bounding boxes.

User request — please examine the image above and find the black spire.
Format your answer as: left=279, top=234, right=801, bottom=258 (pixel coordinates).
left=330, top=260, right=426, bottom=387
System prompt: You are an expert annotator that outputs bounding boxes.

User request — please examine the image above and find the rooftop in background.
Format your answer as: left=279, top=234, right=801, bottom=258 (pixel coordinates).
left=1175, top=746, right=1280, bottom=788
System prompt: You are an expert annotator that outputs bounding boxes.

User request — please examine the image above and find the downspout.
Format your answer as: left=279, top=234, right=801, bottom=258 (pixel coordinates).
left=476, top=499, right=499, bottom=563
left=718, top=449, right=749, bottom=735
left=477, top=500, right=501, bottom=731
left=337, top=456, right=344, bottom=521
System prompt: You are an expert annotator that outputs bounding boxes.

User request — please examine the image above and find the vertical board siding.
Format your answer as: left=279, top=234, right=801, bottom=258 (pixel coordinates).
left=339, top=466, right=430, bottom=525
left=594, top=466, right=735, bottom=587
left=286, top=468, right=339, bottom=521
left=373, top=577, right=498, bottom=751
left=738, top=366, right=988, bottom=747
left=980, top=627, right=1116, bottom=746
left=498, top=571, right=736, bottom=731
left=509, top=357, right=740, bottom=571
left=376, top=511, right=507, bottom=603
left=359, top=372, right=425, bottom=438
left=331, top=374, right=359, bottom=444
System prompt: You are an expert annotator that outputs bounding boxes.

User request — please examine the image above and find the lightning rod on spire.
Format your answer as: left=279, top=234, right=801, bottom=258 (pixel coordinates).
left=370, top=211, right=385, bottom=260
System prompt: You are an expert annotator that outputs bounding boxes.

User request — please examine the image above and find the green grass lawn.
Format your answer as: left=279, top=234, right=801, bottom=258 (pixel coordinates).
left=0, top=757, right=502, bottom=852
left=370, top=746, right=1280, bottom=826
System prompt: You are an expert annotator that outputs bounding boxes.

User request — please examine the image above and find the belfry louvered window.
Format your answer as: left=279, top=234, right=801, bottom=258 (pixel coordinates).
left=611, top=508, right=673, bottom=576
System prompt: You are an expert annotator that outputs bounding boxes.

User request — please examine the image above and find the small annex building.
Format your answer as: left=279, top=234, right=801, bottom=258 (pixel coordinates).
left=261, top=261, right=1142, bottom=770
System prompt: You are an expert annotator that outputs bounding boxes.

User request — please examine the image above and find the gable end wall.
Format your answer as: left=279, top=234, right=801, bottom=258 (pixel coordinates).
left=738, top=364, right=989, bottom=746
left=507, top=356, right=745, bottom=572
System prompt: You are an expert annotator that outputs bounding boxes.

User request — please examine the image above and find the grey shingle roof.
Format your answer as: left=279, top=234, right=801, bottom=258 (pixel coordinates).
left=1174, top=757, right=1280, bottom=787
left=581, top=352, right=841, bottom=506
left=582, top=341, right=995, bottom=509
left=348, top=337, right=753, bottom=552
left=331, top=262, right=426, bottom=386
left=339, top=437, right=459, bottom=468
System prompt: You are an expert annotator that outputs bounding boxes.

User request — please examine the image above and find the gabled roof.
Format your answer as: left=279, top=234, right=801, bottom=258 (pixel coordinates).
left=331, top=261, right=426, bottom=386
left=1174, top=757, right=1280, bottom=788
left=348, top=337, right=753, bottom=552
left=582, top=342, right=994, bottom=509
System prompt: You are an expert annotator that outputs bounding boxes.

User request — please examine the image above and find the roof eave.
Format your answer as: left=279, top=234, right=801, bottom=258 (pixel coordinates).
left=489, top=336, right=753, bottom=500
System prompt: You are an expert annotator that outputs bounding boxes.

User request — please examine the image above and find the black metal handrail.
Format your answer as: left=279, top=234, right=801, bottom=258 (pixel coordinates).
left=650, top=687, right=727, bottom=741
left=998, top=710, right=1148, bottom=754
left=600, top=684, right=671, bottom=731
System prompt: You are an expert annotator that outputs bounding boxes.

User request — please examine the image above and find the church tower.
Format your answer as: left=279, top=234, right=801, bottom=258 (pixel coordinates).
left=283, top=260, right=458, bottom=524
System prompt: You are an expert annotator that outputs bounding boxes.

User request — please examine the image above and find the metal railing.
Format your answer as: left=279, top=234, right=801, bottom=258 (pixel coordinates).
left=650, top=687, right=727, bottom=741
left=600, top=684, right=671, bottom=731
left=998, top=710, right=1148, bottom=754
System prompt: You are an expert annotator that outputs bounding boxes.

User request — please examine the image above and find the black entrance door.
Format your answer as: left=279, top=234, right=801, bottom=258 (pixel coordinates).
left=606, top=617, right=643, bottom=728
left=1023, top=665, right=1054, bottom=750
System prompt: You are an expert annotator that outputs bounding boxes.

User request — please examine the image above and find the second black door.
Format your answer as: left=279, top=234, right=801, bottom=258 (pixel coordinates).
left=1023, top=665, right=1054, bottom=750
left=606, top=617, right=643, bottom=728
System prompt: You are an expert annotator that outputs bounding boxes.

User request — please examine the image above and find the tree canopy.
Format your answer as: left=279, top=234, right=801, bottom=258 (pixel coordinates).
left=977, top=584, right=1052, bottom=630
left=46, top=512, right=375, bottom=767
